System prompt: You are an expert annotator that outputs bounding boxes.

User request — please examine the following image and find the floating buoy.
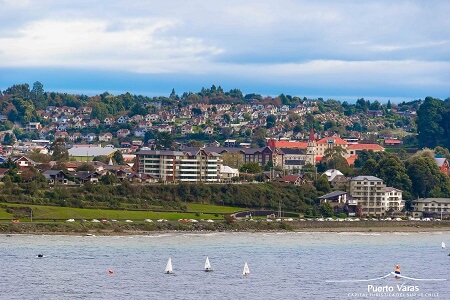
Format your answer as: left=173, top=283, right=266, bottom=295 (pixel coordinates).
left=108, top=269, right=114, bottom=275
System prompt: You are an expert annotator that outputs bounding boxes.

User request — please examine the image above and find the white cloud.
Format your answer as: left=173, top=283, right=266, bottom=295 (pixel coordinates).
left=0, top=0, right=449, bottom=97
left=0, top=18, right=223, bottom=72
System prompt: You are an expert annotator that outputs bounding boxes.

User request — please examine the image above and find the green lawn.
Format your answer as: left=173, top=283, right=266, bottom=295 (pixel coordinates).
left=0, top=209, right=13, bottom=219
left=0, top=202, right=242, bottom=222
left=185, top=203, right=242, bottom=214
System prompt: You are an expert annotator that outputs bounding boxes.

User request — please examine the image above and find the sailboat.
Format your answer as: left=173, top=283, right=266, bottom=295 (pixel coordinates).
left=442, top=242, right=446, bottom=250
left=243, top=262, right=250, bottom=276
left=204, top=257, right=213, bottom=272
left=164, top=257, right=173, bottom=274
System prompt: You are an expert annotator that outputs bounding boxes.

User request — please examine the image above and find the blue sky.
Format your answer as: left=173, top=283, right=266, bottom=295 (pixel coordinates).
left=1, top=0, right=449, bottom=102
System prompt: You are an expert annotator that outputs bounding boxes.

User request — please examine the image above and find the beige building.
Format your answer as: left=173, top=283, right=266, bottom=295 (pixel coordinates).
left=135, top=149, right=222, bottom=182
left=412, top=198, right=450, bottom=219
left=350, top=176, right=404, bottom=217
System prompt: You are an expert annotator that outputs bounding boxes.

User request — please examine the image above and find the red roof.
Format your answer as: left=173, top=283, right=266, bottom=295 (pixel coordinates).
left=384, top=139, right=402, bottom=144
left=316, top=136, right=348, bottom=145
left=269, top=140, right=308, bottom=149
left=347, top=155, right=358, bottom=165
left=279, top=174, right=301, bottom=182
left=348, top=144, right=384, bottom=151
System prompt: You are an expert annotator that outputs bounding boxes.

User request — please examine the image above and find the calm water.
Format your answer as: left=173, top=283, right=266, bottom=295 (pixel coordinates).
left=0, top=232, right=449, bottom=300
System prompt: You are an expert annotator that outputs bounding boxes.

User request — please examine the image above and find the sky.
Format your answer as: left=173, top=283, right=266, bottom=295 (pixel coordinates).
left=0, top=0, right=449, bottom=102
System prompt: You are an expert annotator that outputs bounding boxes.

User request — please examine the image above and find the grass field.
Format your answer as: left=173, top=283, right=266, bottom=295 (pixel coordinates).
left=0, top=202, right=243, bottom=222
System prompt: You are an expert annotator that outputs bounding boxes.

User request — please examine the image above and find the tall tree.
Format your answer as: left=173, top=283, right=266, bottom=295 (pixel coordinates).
left=376, top=155, right=412, bottom=199
left=113, top=151, right=124, bottom=165
left=266, top=115, right=276, bottom=129
left=416, top=97, right=445, bottom=148
left=406, top=154, right=450, bottom=198
left=155, top=132, right=173, bottom=150
left=31, top=81, right=46, bottom=109
left=50, top=138, right=69, bottom=161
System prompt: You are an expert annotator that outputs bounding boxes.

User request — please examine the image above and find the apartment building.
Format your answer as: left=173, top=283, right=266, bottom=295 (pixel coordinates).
left=412, top=198, right=450, bottom=219
left=350, top=176, right=404, bottom=217
left=385, top=187, right=405, bottom=212
left=135, top=149, right=221, bottom=182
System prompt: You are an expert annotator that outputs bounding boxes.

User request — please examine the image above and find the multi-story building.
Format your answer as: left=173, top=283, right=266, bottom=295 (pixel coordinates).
left=385, top=187, right=405, bottom=212
left=135, top=149, right=221, bottom=182
left=280, top=148, right=307, bottom=172
left=350, top=176, right=404, bottom=217
left=184, top=146, right=282, bottom=169
left=412, top=198, right=450, bottom=219
left=350, top=176, right=386, bottom=217
left=267, top=132, right=385, bottom=169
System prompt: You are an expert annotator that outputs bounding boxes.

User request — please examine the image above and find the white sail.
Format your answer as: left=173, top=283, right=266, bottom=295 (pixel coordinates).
left=243, top=262, right=250, bottom=275
left=165, top=258, right=173, bottom=274
left=442, top=242, right=446, bottom=249
left=204, top=257, right=212, bottom=271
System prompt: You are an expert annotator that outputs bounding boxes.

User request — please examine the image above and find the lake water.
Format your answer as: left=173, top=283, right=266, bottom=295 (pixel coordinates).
left=0, top=232, right=449, bottom=299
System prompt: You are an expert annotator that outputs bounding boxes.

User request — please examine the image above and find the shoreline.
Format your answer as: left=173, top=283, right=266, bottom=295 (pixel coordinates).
left=2, top=220, right=450, bottom=236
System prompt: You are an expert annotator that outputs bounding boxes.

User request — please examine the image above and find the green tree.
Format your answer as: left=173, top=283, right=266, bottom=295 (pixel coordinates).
left=50, top=138, right=69, bottom=161
left=266, top=115, right=276, bottom=129
left=100, top=173, right=117, bottom=185
left=223, top=114, right=231, bottom=124
left=113, top=151, right=124, bottom=165
left=31, top=81, right=46, bottom=110
left=2, top=133, right=15, bottom=145
left=416, top=97, right=445, bottom=148
left=360, top=159, right=377, bottom=176
left=76, top=163, right=95, bottom=171
left=320, top=201, right=334, bottom=217
left=406, top=154, right=450, bottom=198
left=155, top=131, right=173, bottom=150
left=315, top=175, right=331, bottom=196
left=252, top=127, right=267, bottom=148
left=169, top=88, right=179, bottom=100
left=376, top=155, right=412, bottom=199
left=434, top=146, right=450, bottom=160
left=239, top=162, right=261, bottom=174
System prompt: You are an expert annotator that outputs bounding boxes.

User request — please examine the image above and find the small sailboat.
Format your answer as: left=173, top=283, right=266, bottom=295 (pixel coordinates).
left=165, top=258, right=173, bottom=274
left=393, top=265, right=401, bottom=278
left=204, top=257, right=213, bottom=272
left=243, top=262, right=250, bottom=276
left=442, top=242, right=446, bottom=250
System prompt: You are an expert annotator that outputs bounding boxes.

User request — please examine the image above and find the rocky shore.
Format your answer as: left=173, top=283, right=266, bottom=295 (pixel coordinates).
left=1, top=220, right=450, bottom=235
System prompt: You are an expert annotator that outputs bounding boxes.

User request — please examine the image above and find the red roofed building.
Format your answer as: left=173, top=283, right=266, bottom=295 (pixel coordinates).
left=434, top=157, right=450, bottom=176
left=384, top=139, right=403, bottom=146
left=267, top=139, right=307, bottom=149
left=316, top=136, right=348, bottom=158
left=278, top=174, right=308, bottom=185
left=347, top=144, right=384, bottom=156
left=268, top=133, right=385, bottom=169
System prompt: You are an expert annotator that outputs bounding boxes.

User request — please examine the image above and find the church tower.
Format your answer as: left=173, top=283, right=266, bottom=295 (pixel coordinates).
left=306, top=128, right=316, bottom=165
